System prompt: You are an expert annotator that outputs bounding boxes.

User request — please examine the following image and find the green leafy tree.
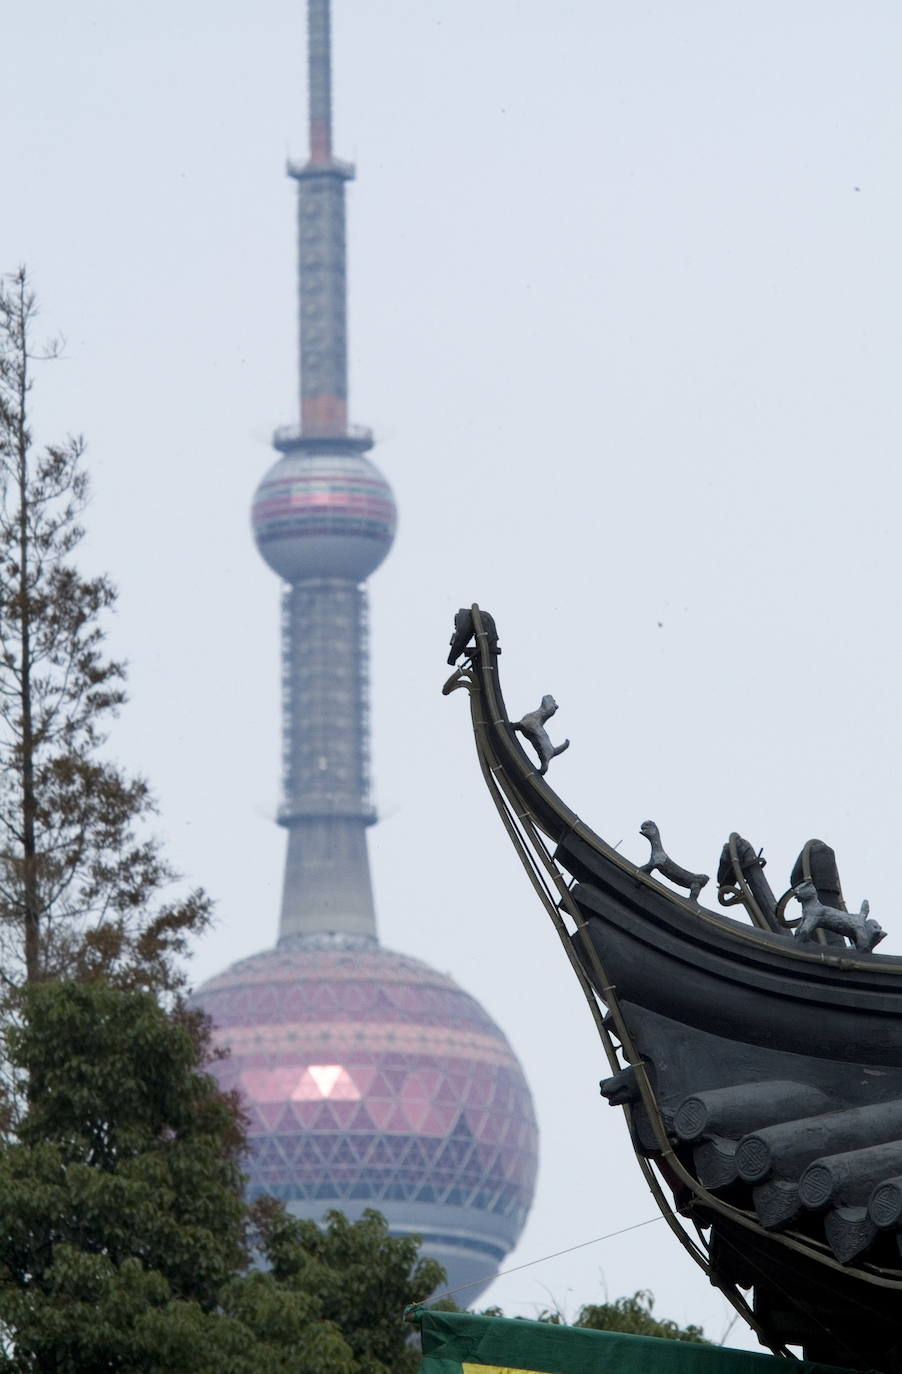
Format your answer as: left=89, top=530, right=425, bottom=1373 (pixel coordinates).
left=0, top=981, right=443, bottom=1373
left=574, top=1290, right=707, bottom=1342
left=242, top=1202, right=445, bottom=1374
left=0, top=981, right=245, bottom=1369
left=0, top=268, right=210, bottom=996
left=534, top=1290, right=707, bottom=1343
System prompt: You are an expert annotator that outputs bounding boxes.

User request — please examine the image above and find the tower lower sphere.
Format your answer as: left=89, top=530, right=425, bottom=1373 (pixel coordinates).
left=194, top=935, right=538, bottom=1299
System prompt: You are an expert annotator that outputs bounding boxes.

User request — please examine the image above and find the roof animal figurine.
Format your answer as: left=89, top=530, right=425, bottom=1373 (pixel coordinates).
left=639, top=820, right=709, bottom=902
left=511, top=696, right=569, bottom=776
left=447, top=607, right=499, bottom=665
left=793, top=879, right=885, bottom=952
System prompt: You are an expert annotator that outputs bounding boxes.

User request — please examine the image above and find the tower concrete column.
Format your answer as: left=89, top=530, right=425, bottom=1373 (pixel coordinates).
left=277, top=577, right=377, bottom=942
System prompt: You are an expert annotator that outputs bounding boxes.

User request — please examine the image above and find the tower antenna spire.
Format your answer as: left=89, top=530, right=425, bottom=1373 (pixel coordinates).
left=286, top=0, right=356, bottom=440
left=307, top=0, right=333, bottom=164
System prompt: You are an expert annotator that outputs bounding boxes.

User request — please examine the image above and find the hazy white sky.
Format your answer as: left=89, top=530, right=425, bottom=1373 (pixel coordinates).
left=3, top=0, right=902, bottom=1348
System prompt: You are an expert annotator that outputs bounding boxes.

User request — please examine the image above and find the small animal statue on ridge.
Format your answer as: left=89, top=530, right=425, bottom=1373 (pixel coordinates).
left=511, top=695, right=570, bottom=776
left=447, top=607, right=500, bottom=665
left=793, top=879, right=885, bottom=952
left=639, top=820, right=709, bottom=902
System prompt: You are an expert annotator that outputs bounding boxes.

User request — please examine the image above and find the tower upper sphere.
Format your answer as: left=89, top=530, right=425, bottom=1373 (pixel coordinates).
left=252, top=449, right=397, bottom=583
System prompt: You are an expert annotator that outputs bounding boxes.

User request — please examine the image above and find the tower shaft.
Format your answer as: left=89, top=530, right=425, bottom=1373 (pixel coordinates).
left=268, top=0, right=388, bottom=946
left=279, top=580, right=373, bottom=822
left=277, top=573, right=379, bottom=945
left=277, top=571, right=379, bottom=950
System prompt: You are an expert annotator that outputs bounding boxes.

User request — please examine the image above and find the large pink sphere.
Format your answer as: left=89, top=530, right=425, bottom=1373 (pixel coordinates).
left=252, top=452, right=397, bottom=583
left=194, top=937, right=538, bottom=1295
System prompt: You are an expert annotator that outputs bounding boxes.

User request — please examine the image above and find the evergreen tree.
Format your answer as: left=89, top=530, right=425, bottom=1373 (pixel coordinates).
left=0, top=268, right=210, bottom=995
left=0, top=981, right=442, bottom=1373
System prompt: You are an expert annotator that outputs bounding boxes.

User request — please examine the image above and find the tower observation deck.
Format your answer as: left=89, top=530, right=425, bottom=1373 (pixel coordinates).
left=195, top=0, right=537, bottom=1299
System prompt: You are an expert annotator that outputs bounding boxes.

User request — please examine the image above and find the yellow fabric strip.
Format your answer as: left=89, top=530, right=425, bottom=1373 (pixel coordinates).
left=463, top=1365, right=544, bottom=1374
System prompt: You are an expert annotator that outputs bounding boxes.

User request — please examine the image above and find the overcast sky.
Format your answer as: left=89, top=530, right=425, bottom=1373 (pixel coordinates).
left=3, top=0, right=902, bottom=1349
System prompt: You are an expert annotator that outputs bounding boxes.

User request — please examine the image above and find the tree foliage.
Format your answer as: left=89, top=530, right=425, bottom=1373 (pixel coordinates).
left=0, top=268, right=210, bottom=995
left=0, top=981, right=444, bottom=1373
left=0, top=982, right=244, bottom=1368
left=246, top=1202, right=445, bottom=1374
left=533, top=1289, right=707, bottom=1344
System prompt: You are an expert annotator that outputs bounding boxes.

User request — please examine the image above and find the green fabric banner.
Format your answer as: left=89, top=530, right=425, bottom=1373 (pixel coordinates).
left=412, top=1308, right=853, bottom=1374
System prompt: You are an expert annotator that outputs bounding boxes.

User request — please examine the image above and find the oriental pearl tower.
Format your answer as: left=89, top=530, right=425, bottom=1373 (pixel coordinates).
left=195, top=0, right=537, bottom=1298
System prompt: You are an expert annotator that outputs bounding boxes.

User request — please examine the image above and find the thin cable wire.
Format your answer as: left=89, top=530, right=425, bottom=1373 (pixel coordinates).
left=427, top=1216, right=664, bottom=1306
